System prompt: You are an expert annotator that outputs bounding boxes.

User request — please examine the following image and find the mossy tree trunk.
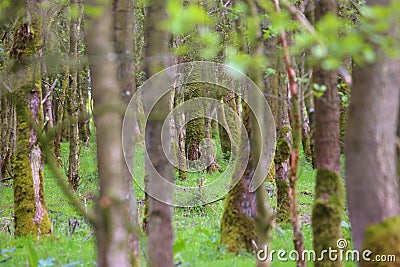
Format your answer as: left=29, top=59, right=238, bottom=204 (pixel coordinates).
left=221, top=3, right=273, bottom=262
left=68, top=0, right=81, bottom=191
left=271, top=1, right=306, bottom=264
left=345, top=0, right=400, bottom=252
left=218, top=90, right=238, bottom=159
left=311, top=2, right=344, bottom=266
left=10, top=4, right=52, bottom=235
left=184, top=82, right=205, bottom=162
left=174, top=81, right=188, bottom=180
left=220, top=102, right=257, bottom=253
left=113, top=0, right=140, bottom=264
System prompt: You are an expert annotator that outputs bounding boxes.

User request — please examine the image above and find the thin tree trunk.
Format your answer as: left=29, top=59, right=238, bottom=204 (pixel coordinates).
left=311, top=2, right=345, bottom=266
left=113, top=0, right=140, bottom=264
left=144, top=0, right=174, bottom=266
left=0, top=94, right=14, bottom=181
left=86, top=0, right=133, bottom=265
left=271, top=1, right=306, bottom=265
left=68, top=0, right=81, bottom=191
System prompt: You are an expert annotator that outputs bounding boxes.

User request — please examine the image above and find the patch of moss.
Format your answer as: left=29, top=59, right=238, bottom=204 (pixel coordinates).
left=274, top=125, right=291, bottom=165
left=312, top=169, right=344, bottom=267
left=220, top=182, right=256, bottom=253
left=361, top=216, right=400, bottom=267
left=266, top=160, right=275, bottom=183
left=276, top=177, right=290, bottom=224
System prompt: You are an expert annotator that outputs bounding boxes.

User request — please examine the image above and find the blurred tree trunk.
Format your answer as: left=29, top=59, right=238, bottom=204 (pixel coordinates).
left=53, top=70, right=68, bottom=162
left=311, top=2, right=344, bottom=266
left=113, top=0, right=140, bottom=264
left=346, top=0, right=400, bottom=254
left=144, top=0, right=174, bottom=266
left=86, top=0, right=133, bottom=265
left=78, top=66, right=91, bottom=144
left=10, top=0, right=52, bottom=235
left=264, top=30, right=292, bottom=224
left=68, top=0, right=81, bottom=191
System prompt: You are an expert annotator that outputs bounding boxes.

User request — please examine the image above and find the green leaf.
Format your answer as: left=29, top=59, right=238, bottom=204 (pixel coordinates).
left=28, top=245, right=39, bottom=267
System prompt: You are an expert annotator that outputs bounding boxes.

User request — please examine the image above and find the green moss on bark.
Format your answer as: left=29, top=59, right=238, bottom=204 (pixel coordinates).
left=184, top=83, right=205, bottom=161
left=275, top=125, right=291, bottom=224
left=220, top=182, right=256, bottom=253
left=274, top=125, right=291, bottom=165
left=11, top=19, right=52, bottom=236
left=312, top=169, right=344, bottom=267
left=266, top=160, right=275, bottom=183
left=361, top=216, right=400, bottom=267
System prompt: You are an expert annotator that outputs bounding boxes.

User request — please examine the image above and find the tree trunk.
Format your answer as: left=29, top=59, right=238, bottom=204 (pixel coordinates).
left=86, top=0, right=133, bottom=265
left=345, top=0, right=400, bottom=252
left=10, top=7, right=52, bottom=235
left=220, top=102, right=257, bottom=253
left=113, top=0, right=140, bottom=264
left=310, top=2, right=345, bottom=266
left=0, top=94, right=15, bottom=181
left=144, top=0, right=174, bottom=266
left=68, top=0, right=81, bottom=191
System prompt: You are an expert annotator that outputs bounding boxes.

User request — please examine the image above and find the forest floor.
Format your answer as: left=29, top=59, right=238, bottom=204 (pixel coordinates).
left=0, top=138, right=355, bottom=267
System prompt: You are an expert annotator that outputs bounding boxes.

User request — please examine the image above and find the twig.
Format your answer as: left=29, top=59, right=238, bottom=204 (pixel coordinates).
left=281, top=0, right=316, bottom=36
left=0, top=76, right=12, bottom=92
left=41, top=78, right=58, bottom=105
left=0, top=177, right=13, bottom=182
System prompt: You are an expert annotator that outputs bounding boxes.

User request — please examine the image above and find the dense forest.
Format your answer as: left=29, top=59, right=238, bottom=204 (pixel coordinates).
left=1, top=0, right=400, bottom=266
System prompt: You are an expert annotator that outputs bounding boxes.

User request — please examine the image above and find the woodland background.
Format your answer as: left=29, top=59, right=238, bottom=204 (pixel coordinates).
left=1, top=0, right=400, bottom=266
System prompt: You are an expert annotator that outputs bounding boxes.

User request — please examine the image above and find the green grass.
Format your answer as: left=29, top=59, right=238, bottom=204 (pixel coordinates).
left=0, top=139, right=355, bottom=267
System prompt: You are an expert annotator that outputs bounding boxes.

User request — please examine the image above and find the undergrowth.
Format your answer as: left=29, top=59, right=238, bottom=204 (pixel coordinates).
left=0, top=139, right=354, bottom=267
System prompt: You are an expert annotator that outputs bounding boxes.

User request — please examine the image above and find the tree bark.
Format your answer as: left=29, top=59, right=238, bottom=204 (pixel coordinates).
left=113, top=0, right=140, bottom=264
left=86, top=0, right=133, bottom=265
left=144, top=0, right=174, bottom=266
left=10, top=4, right=52, bottom=235
left=311, top=2, right=345, bottom=266
left=345, top=0, right=400, bottom=251
left=68, top=0, right=81, bottom=191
